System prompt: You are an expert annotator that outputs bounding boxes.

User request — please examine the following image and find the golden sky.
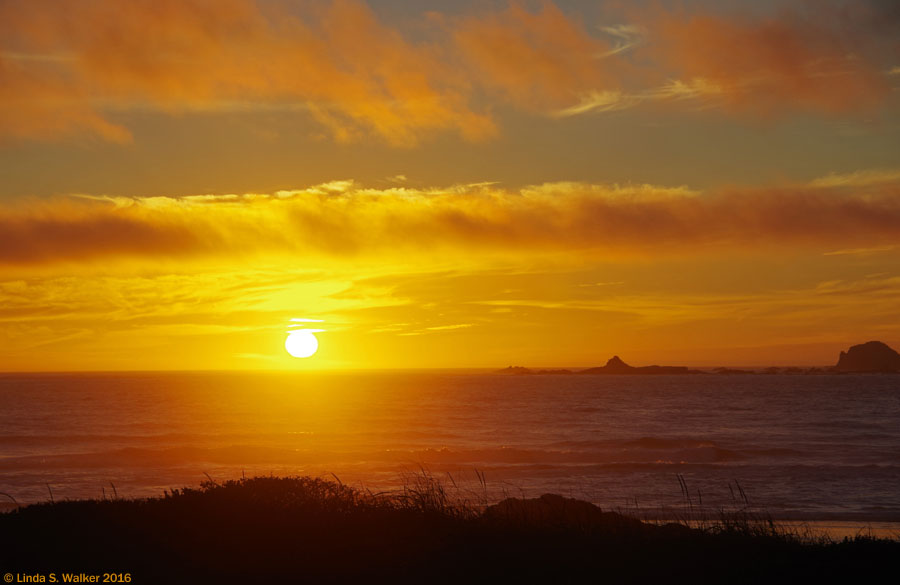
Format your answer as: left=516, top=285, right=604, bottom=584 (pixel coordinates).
left=1, top=0, right=899, bottom=370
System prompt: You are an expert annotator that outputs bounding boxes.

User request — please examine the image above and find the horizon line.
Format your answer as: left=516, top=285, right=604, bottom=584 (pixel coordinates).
left=0, top=363, right=842, bottom=376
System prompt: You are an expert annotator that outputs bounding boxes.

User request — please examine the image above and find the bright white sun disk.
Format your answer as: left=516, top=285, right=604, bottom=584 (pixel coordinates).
left=285, top=330, right=319, bottom=358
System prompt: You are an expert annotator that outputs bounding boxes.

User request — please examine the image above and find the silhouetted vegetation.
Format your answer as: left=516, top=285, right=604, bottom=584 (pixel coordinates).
left=1, top=474, right=896, bottom=584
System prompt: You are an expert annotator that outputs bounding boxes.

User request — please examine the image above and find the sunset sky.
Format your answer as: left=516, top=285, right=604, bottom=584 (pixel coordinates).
left=1, top=0, right=899, bottom=371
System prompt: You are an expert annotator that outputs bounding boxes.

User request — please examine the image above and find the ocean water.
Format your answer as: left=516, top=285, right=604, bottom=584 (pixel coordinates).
left=1, top=371, right=899, bottom=526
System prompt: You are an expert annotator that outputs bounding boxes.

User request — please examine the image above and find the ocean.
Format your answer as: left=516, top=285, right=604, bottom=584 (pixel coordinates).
left=2, top=371, right=899, bottom=532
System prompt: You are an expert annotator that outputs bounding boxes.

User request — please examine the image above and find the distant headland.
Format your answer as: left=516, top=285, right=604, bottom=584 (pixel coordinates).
left=497, top=355, right=702, bottom=376
left=498, top=341, right=900, bottom=375
left=835, top=341, right=900, bottom=373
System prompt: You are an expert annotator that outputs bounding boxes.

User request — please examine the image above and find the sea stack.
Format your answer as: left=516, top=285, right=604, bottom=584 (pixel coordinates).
left=601, top=355, right=633, bottom=373
left=834, top=341, right=900, bottom=373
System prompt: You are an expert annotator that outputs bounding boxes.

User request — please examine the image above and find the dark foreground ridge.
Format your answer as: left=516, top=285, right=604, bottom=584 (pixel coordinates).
left=1, top=476, right=896, bottom=585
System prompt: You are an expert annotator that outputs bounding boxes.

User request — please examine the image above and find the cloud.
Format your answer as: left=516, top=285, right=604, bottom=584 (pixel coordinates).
left=552, top=78, right=726, bottom=117
left=640, top=2, right=896, bottom=117
left=0, top=0, right=495, bottom=146
left=596, top=24, right=646, bottom=58
left=451, top=2, right=616, bottom=111
left=560, top=1, right=899, bottom=118
left=822, top=245, right=898, bottom=256
left=0, top=197, right=210, bottom=264
left=2, top=176, right=900, bottom=266
left=553, top=90, right=636, bottom=117
left=809, top=168, right=900, bottom=188
left=0, top=1, right=896, bottom=144
left=425, top=323, right=473, bottom=331
left=0, top=54, right=133, bottom=143
left=329, top=267, right=900, bottom=365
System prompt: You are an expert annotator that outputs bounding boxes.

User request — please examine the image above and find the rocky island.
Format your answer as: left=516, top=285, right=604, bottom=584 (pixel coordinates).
left=577, top=355, right=703, bottom=375
left=834, top=341, right=900, bottom=373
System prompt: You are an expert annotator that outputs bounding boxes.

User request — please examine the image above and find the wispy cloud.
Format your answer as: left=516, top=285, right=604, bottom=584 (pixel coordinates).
left=596, top=24, right=645, bottom=58
left=823, top=245, right=898, bottom=256
left=553, top=78, right=725, bottom=117
left=578, top=282, right=625, bottom=288
left=553, top=90, right=636, bottom=117
left=809, top=168, right=900, bottom=188
left=425, top=323, right=473, bottom=331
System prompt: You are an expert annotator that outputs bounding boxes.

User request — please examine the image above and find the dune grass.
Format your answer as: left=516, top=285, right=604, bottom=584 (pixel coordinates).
left=1, top=473, right=896, bottom=584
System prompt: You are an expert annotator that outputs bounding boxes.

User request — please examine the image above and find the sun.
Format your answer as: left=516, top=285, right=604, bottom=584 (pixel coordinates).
left=285, top=330, right=319, bottom=358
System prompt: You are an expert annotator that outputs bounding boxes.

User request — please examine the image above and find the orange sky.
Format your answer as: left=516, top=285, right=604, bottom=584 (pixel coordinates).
left=1, top=0, right=899, bottom=371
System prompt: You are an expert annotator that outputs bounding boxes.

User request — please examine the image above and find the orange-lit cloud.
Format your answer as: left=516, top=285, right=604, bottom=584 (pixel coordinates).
left=0, top=0, right=494, bottom=146
left=2, top=1, right=895, bottom=145
left=641, top=2, right=894, bottom=116
left=452, top=2, right=615, bottom=111
left=2, top=176, right=899, bottom=266
left=0, top=54, right=132, bottom=143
